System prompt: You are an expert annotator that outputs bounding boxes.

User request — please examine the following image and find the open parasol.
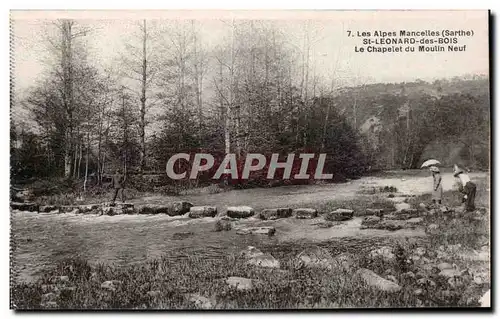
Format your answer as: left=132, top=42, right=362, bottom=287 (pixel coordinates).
left=420, top=159, right=441, bottom=169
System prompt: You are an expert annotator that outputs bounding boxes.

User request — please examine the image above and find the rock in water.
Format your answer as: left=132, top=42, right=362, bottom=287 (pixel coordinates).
left=189, top=206, right=218, bottom=218
left=406, top=217, right=424, bottom=225
left=377, top=220, right=404, bottom=231
left=102, top=206, right=122, bottom=216
left=325, top=208, right=354, bottom=221
left=361, top=215, right=380, bottom=226
left=39, top=205, right=58, bottom=213
left=226, top=206, right=255, bottom=218
left=138, top=204, right=170, bottom=214
left=366, top=208, right=384, bottom=217
left=356, top=268, right=402, bottom=293
left=102, top=204, right=134, bottom=215
left=172, top=232, right=194, bottom=240
left=259, top=208, right=292, bottom=220
left=11, top=202, right=39, bottom=212
left=137, top=202, right=192, bottom=215
left=214, top=219, right=232, bottom=231
left=59, top=206, right=77, bottom=213
left=226, top=277, right=255, bottom=291
left=400, top=208, right=419, bottom=218
left=384, top=213, right=410, bottom=220
left=236, top=226, right=276, bottom=236
left=246, top=254, right=280, bottom=268
left=79, top=204, right=102, bottom=214
left=114, top=203, right=135, bottom=214
left=293, top=208, right=318, bottom=219
left=295, top=246, right=334, bottom=269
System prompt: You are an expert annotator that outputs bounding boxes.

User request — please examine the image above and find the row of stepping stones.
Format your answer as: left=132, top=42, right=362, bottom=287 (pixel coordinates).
left=11, top=201, right=355, bottom=222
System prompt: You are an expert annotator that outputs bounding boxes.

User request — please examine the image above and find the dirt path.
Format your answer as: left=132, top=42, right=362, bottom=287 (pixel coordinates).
left=11, top=171, right=487, bottom=284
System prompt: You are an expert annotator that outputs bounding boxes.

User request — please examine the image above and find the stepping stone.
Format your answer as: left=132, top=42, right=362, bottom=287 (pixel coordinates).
left=361, top=215, right=380, bottom=227
left=137, top=202, right=191, bottom=216
left=259, top=208, right=292, bottom=220
left=137, top=204, right=170, bottom=215
left=168, top=201, right=193, bottom=216
left=366, top=208, right=384, bottom=217
left=293, top=208, right=318, bottom=219
left=79, top=204, right=102, bottom=214
left=227, top=206, right=255, bottom=218
left=325, top=208, right=354, bottom=221
left=11, top=202, right=39, bottom=212
left=39, top=205, right=58, bottom=213
left=399, top=208, right=419, bottom=218
left=189, top=206, right=218, bottom=218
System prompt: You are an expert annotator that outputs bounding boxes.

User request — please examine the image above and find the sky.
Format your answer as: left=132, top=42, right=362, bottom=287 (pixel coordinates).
left=11, top=10, right=489, bottom=103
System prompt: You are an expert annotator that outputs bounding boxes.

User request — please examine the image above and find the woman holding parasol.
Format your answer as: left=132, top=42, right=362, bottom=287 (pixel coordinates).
left=421, top=159, right=443, bottom=206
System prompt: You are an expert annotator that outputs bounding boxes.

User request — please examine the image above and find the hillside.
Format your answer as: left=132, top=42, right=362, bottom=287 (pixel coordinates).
left=332, top=75, right=489, bottom=170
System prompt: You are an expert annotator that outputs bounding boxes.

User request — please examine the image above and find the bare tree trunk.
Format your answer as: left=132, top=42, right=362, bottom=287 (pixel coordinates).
left=230, top=19, right=241, bottom=159
left=353, top=94, right=358, bottom=129
left=73, top=141, right=78, bottom=178
left=97, top=122, right=102, bottom=184
left=321, top=98, right=330, bottom=151
left=64, top=131, right=72, bottom=177
left=77, top=140, right=82, bottom=179
left=139, top=19, right=147, bottom=174
left=84, top=132, right=89, bottom=192
left=192, top=20, right=203, bottom=130
left=101, top=154, right=105, bottom=179
left=62, top=21, right=75, bottom=179
left=303, top=22, right=310, bottom=146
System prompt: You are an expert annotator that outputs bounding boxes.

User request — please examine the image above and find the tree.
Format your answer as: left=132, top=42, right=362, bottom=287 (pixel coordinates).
left=54, top=20, right=91, bottom=178
left=119, top=20, right=159, bottom=173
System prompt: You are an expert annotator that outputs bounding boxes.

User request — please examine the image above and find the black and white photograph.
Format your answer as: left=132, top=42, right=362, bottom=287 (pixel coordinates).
left=9, top=10, right=490, bottom=310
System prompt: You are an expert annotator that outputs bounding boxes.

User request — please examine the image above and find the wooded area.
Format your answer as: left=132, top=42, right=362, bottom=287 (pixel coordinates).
left=11, top=19, right=490, bottom=189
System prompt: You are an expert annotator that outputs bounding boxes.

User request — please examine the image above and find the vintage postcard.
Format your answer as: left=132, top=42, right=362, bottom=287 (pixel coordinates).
left=10, top=10, right=490, bottom=310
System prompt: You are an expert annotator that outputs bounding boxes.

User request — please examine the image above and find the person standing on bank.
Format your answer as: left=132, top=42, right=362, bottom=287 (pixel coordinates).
left=111, top=169, right=127, bottom=205
left=430, top=166, right=443, bottom=206
left=453, top=164, right=476, bottom=212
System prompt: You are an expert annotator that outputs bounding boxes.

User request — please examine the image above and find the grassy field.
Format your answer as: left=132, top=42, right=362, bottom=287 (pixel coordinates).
left=11, top=173, right=490, bottom=310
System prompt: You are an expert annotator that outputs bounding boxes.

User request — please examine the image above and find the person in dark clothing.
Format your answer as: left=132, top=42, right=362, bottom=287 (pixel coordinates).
left=111, top=169, right=127, bottom=205
left=453, top=164, right=476, bottom=212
